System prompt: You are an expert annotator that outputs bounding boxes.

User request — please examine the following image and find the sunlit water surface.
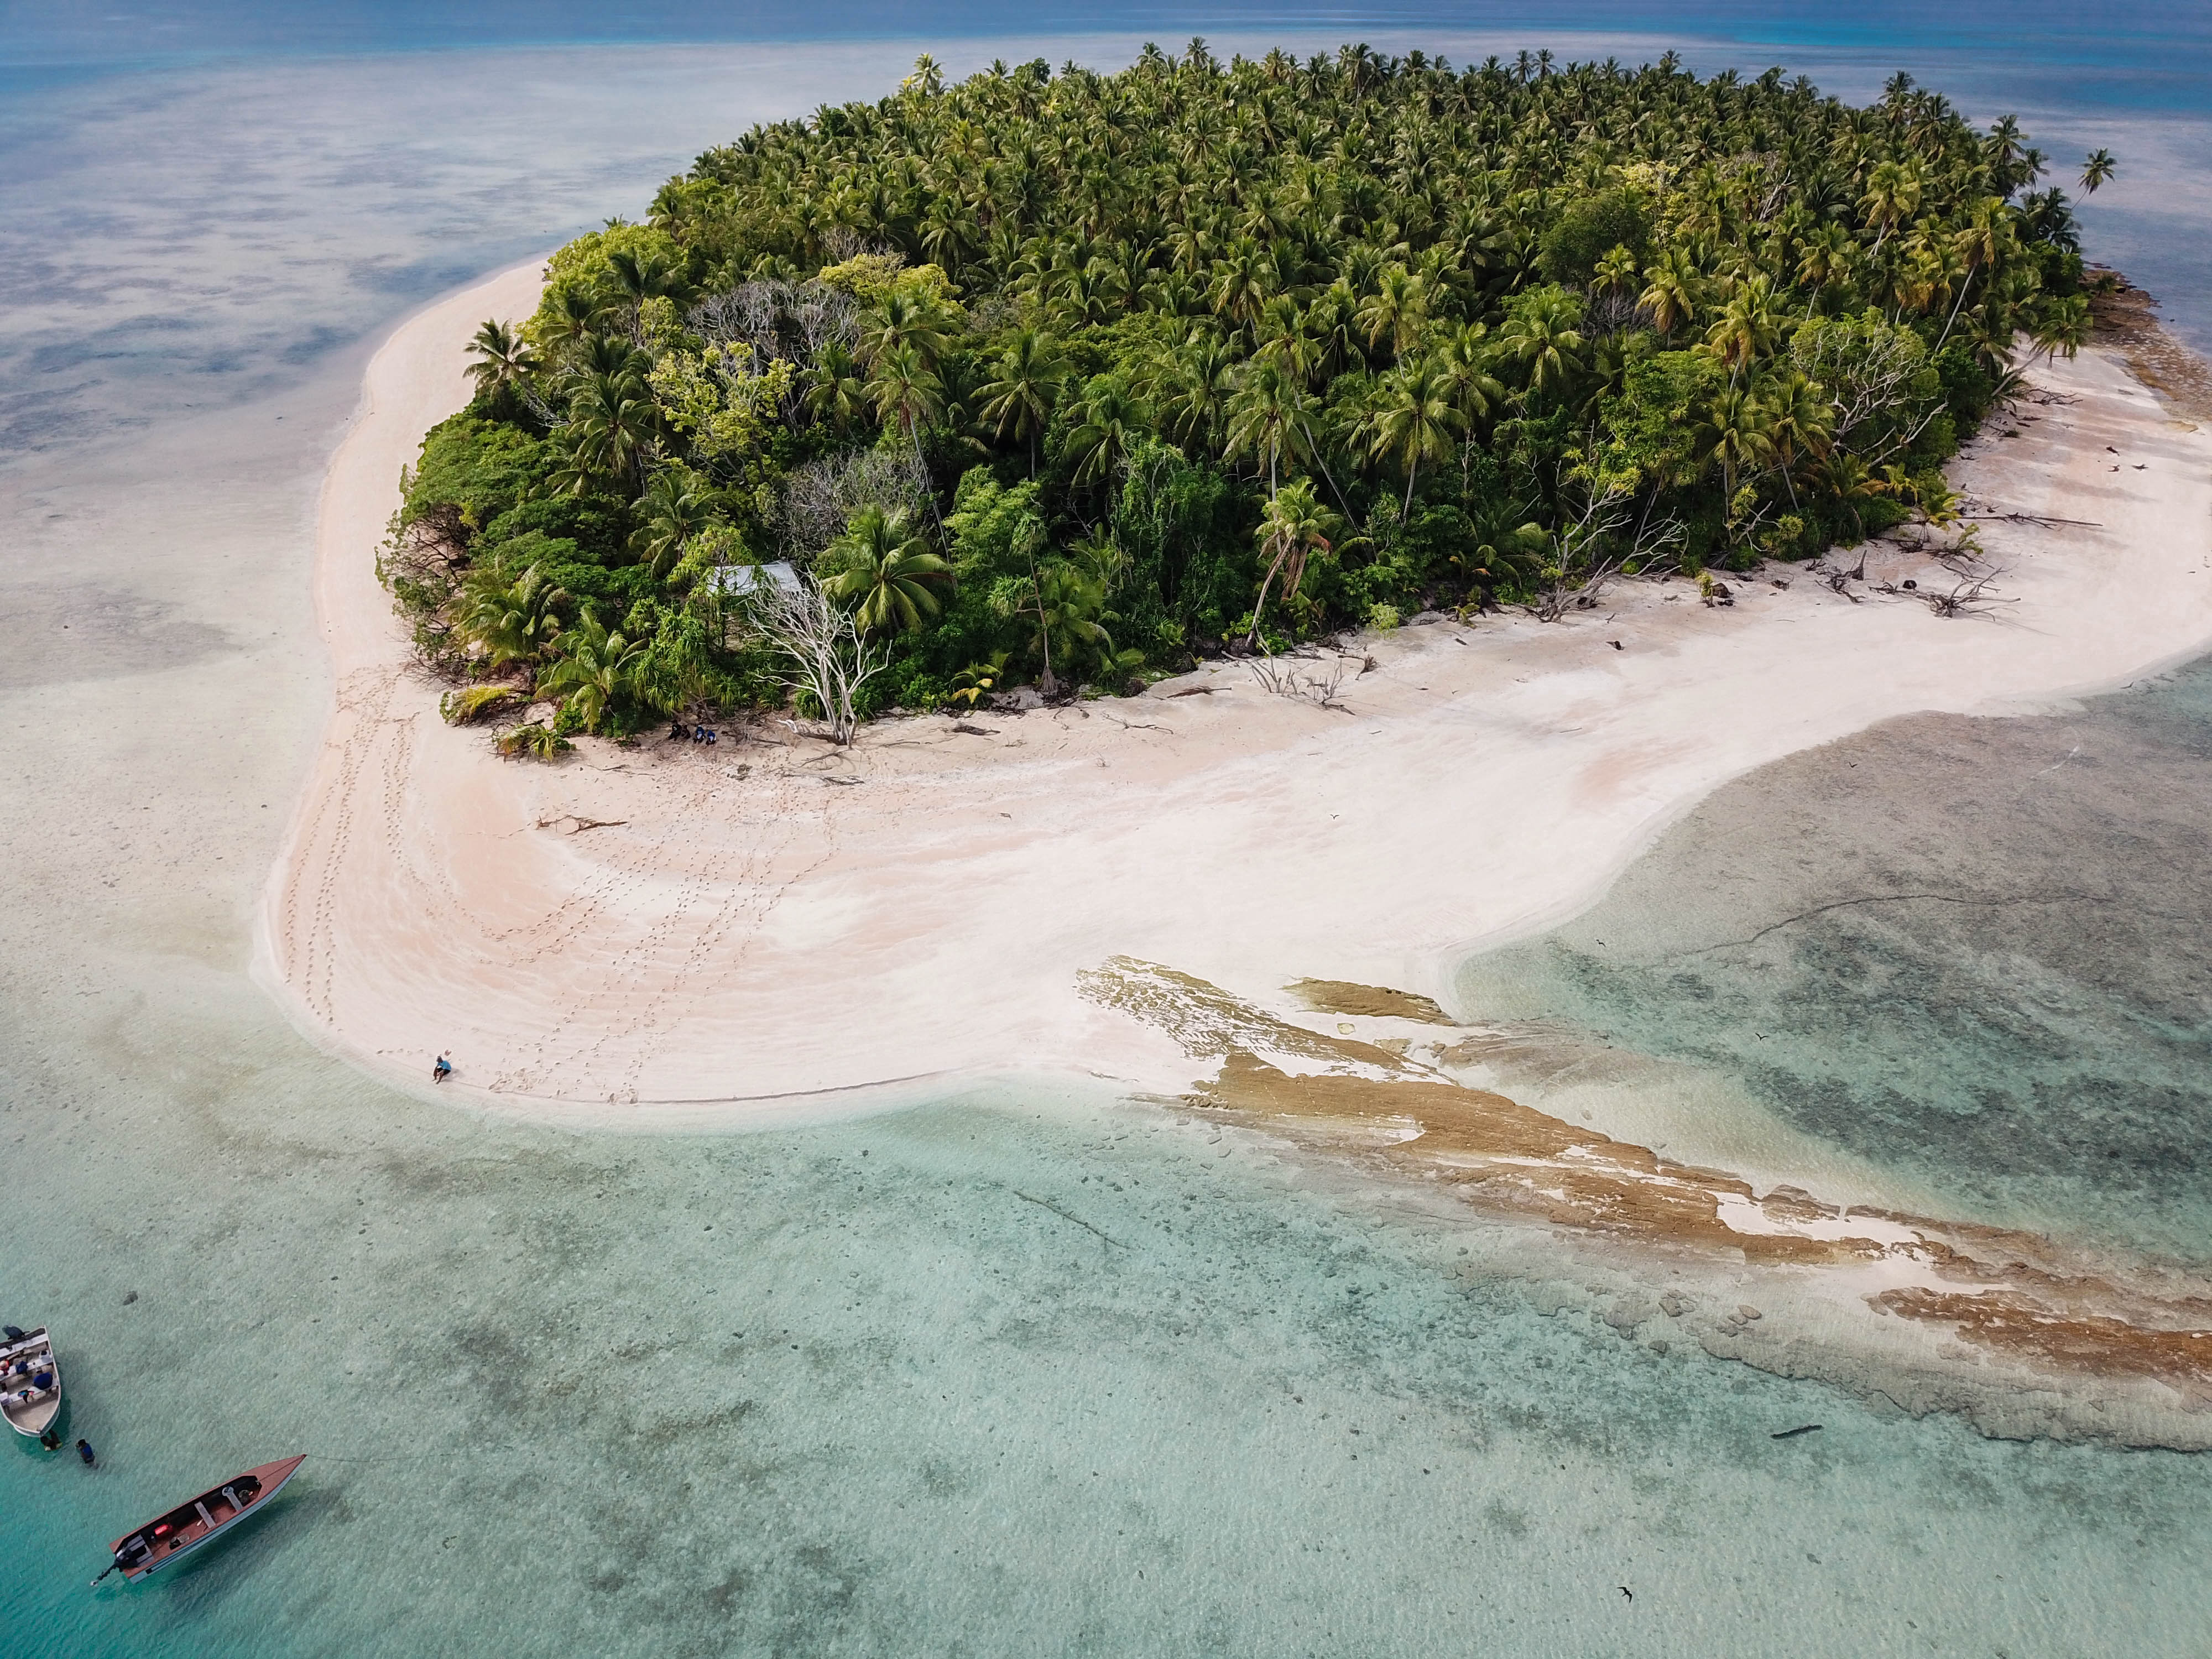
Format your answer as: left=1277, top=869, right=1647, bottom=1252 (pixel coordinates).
left=3, top=8, right=2208, bottom=1653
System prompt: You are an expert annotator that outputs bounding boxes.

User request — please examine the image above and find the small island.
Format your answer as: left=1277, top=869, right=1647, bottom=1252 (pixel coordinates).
left=383, top=44, right=2107, bottom=753
left=269, top=44, right=2212, bottom=1442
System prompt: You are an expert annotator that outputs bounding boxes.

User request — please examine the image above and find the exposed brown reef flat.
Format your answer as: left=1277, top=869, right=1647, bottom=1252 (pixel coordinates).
left=2089, top=267, right=2212, bottom=421
left=1287, top=979, right=1458, bottom=1024
left=1079, top=957, right=2212, bottom=1446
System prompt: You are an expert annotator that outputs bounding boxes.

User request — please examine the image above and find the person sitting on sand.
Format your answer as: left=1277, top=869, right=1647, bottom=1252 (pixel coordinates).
left=433, top=1053, right=452, bottom=1083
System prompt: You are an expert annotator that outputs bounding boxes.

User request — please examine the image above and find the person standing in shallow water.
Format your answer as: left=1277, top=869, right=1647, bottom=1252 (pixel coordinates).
left=433, top=1053, right=452, bottom=1083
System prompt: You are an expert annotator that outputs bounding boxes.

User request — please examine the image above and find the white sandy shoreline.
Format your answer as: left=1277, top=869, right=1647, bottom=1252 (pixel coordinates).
left=259, top=261, right=2212, bottom=1133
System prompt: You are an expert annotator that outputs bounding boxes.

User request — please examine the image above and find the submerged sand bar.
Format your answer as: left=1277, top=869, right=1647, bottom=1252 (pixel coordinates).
left=262, top=262, right=2212, bottom=1126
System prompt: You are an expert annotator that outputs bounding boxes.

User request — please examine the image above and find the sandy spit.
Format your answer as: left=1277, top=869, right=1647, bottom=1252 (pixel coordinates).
left=260, top=266, right=2212, bottom=1128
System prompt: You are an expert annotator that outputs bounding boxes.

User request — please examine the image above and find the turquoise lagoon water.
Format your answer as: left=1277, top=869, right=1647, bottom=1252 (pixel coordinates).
left=1458, top=662, right=2212, bottom=1267
left=4, top=9, right=2210, bottom=1653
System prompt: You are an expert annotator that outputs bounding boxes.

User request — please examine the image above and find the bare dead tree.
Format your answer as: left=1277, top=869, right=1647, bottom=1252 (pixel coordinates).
left=687, top=279, right=858, bottom=365
left=774, top=442, right=934, bottom=565
left=820, top=225, right=875, bottom=264
left=1812, top=558, right=1864, bottom=601
left=1791, top=324, right=1943, bottom=465
left=1534, top=483, right=1683, bottom=622
left=687, top=284, right=775, bottom=356
left=1248, top=652, right=1353, bottom=709
left=517, top=378, right=562, bottom=428
left=1919, top=562, right=2013, bottom=618
left=791, top=283, right=860, bottom=357
left=748, top=582, right=889, bottom=745
left=1587, top=289, right=1644, bottom=333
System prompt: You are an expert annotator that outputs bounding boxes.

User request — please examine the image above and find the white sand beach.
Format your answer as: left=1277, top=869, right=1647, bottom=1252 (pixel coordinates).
left=262, top=263, right=2212, bottom=1129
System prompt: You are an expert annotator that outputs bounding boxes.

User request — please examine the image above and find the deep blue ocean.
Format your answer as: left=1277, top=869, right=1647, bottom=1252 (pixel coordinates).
left=3, top=6, right=2208, bottom=1655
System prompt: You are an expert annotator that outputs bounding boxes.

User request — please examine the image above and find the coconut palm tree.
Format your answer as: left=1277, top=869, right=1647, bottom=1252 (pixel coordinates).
left=1498, top=288, right=1586, bottom=401
left=2030, top=293, right=2093, bottom=363
left=1025, top=560, right=1117, bottom=691
left=1207, top=237, right=1275, bottom=327
left=453, top=561, right=567, bottom=672
left=607, top=248, right=681, bottom=308
left=805, top=341, right=871, bottom=435
left=1697, top=382, right=1775, bottom=501
left=1859, top=159, right=1922, bottom=253
left=1702, top=274, right=1781, bottom=380
left=466, top=319, right=538, bottom=409
left=630, top=467, right=720, bottom=579
left=868, top=341, right=945, bottom=444
left=554, top=358, right=658, bottom=492
left=1369, top=358, right=1464, bottom=513
left=538, top=286, right=608, bottom=356
left=1793, top=221, right=1854, bottom=309
left=540, top=613, right=651, bottom=732
left=1754, top=370, right=1834, bottom=507
left=1247, top=478, right=1338, bottom=644
left=1639, top=247, right=1703, bottom=336
left=1355, top=263, right=1428, bottom=357
left=1433, top=322, right=1506, bottom=425
left=2079, top=149, right=2117, bottom=195
left=1062, top=374, right=1150, bottom=488
left=977, top=328, right=1065, bottom=471
left=822, top=505, right=952, bottom=632
left=860, top=290, right=954, bottom=374
left=1222, top=358, right=1316, bottom=496
left=1590, top=243, right=1640, bottom=300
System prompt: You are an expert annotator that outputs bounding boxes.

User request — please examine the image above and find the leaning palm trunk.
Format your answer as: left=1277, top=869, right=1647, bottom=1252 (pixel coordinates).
left=1246, top=535, right=1297, bottom=649
left=752, top=582, right=889, bottom=745
left=1246, top=531, right=1327, bottom=649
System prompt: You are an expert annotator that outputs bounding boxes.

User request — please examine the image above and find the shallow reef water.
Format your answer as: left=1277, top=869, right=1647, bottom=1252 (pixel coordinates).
left=1457, top=659, right=2212, bottom=1265
left=6, top=1014, right=2211, bottom=1656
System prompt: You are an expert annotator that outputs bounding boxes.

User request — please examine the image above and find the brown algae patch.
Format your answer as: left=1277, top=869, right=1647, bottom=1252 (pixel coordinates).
left=1873, top=1288, right=2212, bottom=1407
left=1079, top=956, right=2212, bottom=1444
left=1286, top=978, right=1457, bottom=1024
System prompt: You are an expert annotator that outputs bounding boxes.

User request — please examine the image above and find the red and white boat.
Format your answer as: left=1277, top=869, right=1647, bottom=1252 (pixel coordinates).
left=103, top=1455, right=305, bottom=1582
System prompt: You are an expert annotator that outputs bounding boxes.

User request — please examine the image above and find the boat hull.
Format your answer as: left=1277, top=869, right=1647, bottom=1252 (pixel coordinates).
left=111, top=1455, right=306, bottom=1582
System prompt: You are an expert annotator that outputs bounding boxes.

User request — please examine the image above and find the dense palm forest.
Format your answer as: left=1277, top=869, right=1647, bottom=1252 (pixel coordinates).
left=385, top=43, right=2100, bottom=750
